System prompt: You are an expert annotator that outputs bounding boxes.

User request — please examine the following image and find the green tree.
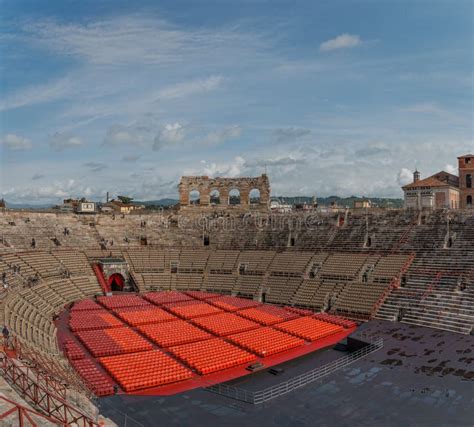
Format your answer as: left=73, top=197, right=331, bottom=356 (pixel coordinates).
left=117, top=195, right=133, bottom=204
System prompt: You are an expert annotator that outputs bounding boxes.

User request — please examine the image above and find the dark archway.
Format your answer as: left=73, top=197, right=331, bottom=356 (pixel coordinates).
left=108, top=273, right=125, bottom=292
left=210, top=189, right=220, bottom=205
left=229, top=188, right=241, bottom=205
left=249, top=188, right=261, bottom=204
left=189, top=190, right=200, bottom=205
left=467, top=195, right=473, bottom=207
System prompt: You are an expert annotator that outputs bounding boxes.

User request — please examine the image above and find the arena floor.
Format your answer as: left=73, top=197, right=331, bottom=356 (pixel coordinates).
left=98, top=320, right=473, bottom=427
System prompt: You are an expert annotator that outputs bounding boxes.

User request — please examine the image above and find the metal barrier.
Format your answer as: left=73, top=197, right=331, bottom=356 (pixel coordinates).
left=0, top=351, right=99, bottom=426
left=206, top=338, right=383, bottom=404
left=97, top=399, right=145, bottom=427
left=0, top=395, right=59, bottom=426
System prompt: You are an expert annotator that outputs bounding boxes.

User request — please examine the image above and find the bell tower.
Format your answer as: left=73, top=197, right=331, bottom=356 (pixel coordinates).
left=458, top=155, right=473, bottom=208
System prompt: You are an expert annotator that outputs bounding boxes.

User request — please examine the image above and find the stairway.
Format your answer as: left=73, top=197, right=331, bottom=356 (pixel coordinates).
left=92, top=264, right=108, bottom=294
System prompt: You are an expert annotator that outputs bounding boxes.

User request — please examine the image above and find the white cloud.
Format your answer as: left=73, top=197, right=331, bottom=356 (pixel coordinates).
left=21, top=16, right=266, bottom=66
left=195, top=156, right=247, bottom=178
left=122, top=154, right=141, bottom=162
left=83, top=162, right=107, bottom=173
left=445, top=164, right=458, bottom=175
left=251, top=156, right=306, bottom=167
left=400, top=102, right=444, bottom=114
left=1, top=179, right=94, bottom=203
left=31, top=173, right=45, bottom=181
left=201, top=125, right=242, bottom=146
left=103, top=123, right=154, bottom=147
left=397, top=168, right=414, bottom=186
left=158, top=76, right=224, bottom=100
left=49, top=133, right=83, bottom=151
left=273, top=127, right=311, bottom=142
left=0, top=78, right=72, bottom=112
left=103, top=121, right=240, bottom=151
left=0, top=134, right=32, bottom=150
left=319, top=34, right=362, bottom=52
left=153, top=123, right=186, bottom=150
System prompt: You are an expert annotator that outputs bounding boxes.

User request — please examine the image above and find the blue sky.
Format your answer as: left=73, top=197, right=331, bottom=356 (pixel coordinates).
left=0, top=0, right=473, bottom=204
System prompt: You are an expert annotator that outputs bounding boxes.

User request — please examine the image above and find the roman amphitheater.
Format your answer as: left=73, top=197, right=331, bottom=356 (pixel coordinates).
left=0, top=183, right=472, bottom=426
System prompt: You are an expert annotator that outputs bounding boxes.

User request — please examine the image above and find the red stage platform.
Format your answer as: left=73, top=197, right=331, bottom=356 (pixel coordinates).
left=57, top=291, right=357, bottom=397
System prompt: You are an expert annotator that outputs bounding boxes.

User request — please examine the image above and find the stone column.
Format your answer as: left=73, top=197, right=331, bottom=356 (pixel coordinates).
left=178, top=182, right=189, bottom=206
left=200, top=187, right=211, bottom=206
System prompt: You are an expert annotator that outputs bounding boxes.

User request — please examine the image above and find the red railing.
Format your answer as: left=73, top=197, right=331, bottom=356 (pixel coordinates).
left=0, top=351, right=99, bottom=426
left=391, top=222, right=417, bottom=253
left=93, top=264, right=109, bottom=293
left=421, top=271, right=443, bottom=300
left=0, top=395, right=59, bottom=426
left=13, top=337, right=92, bottom=398
left=371, top=253, right=416, bottom=317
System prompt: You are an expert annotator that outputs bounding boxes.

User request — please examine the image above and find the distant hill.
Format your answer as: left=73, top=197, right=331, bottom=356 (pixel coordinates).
left=3, top=201, right=54, bottom=210
left=273, top=196, right=404, bottom=208
left=4, top=196, right=403, bottom=210
left=135, top=199, right=179, bottom=207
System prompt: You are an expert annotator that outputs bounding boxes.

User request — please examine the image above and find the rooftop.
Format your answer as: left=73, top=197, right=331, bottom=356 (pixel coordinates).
left=403, top=171, right=459, bottom=189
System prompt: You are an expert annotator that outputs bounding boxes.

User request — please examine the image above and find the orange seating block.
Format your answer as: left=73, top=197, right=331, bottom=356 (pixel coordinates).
left=169, top=338, right=256, bottom=374
left=184, top=291, right=221, bottom=300
left=275, top=317, right=344, bottom=341
left=113, top=306, right=177, bottom=326
left=191, top=312, right=260, bottom=336
left=97, top=294, right=150, bottom=310
left=227, top=327, right=305, bottom=357
left=163, top=300, right=223, bottom=319
left=313, top=313, right=357, bottom=329
left=63, top=339, right=86, bottom=360
left=285, top=307, right=315, bottom=316
left=70, top=300, right=103, bottom=312
left=137, top=319, right=213, bottom=347
left=77, top=327, right=153, bottom=357
left=237, top=305, right=300, bottom=325
left=71, top=358, right=114, bottom=396
left=143, top=291, right=193, bottom=305
left=69, top=310, right=124, bottom=331
left=209, top=295, right=262, bottom=312
left=99, top=350, right=193, bottom=392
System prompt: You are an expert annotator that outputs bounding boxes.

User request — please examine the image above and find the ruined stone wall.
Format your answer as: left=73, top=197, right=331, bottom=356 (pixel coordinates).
left=178, top=174, right=271, bottom=212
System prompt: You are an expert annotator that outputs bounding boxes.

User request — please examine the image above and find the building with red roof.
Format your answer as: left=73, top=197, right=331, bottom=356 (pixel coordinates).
left=402, top=170, right=460, bottom=209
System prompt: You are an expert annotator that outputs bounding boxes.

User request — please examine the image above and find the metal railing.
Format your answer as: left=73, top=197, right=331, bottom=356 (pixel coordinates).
left=0, top=350, right=99, bottom=426
left=0, top=396, right=59, bottom=426
left=97, top=399, right=145, bottom=427
left=206, top=338, right=383, bottom=404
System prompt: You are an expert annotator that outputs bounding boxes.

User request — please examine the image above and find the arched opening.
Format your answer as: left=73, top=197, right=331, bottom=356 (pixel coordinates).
left=229, top=188, right=241, bottom=205
left=189, top=190, right=200, bottom=205
left=249, top=188, right=261, bottom=204
left=447, top=237, right=453, bottom=248
left=210, top=189, right=220, bottom=205
left=108, top=273, right=125, bottom=292
left=467, top=174, right=472, bottom=189
left=467, top=195, right=473, bottom=207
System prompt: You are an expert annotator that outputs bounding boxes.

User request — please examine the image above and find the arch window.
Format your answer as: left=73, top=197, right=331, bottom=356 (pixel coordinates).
left=189, top=190, right=200, bottom=205
left=467, top=195, right=473, bottom=207
left=229, top=188, right=241, bottom=205
left=210, top=189, right=220, bottom=205
left=249, top=188, right=261, bottom=204
left=466, top=174, right=472, bottom=189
